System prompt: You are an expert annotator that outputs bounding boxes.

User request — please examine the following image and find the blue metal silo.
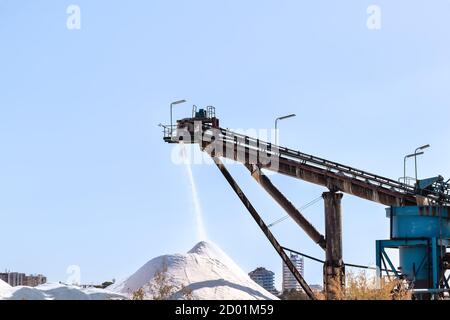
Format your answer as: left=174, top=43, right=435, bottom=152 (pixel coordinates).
left=376, top=205, right=450, bottom=299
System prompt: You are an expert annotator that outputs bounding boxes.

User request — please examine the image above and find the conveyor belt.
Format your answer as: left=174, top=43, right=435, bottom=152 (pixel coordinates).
left=164, top=119, right=450, bottom=206
left=196, top=125, right=418, bottom=206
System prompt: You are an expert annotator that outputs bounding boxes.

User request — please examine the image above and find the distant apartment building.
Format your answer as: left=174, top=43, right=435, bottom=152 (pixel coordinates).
left=24, top=274, right=47, bottom=287
left=310, top=284, right=323, bottom=293
left=282, top=253, right=304, bottom=293
left=0, top=272, right=24, bottom=287
left=0, top=271, right=47, bottom=287
left=248, top=267, right=279, bottom=295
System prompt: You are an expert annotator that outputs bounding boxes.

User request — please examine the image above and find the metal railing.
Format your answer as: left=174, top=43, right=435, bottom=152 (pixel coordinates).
left=398, top=177, right=417, bottom=187
left=164, top=121, right=450, bottom=205
left=161, top=124, right=177, bottom=140
left=201, top=125, right=417, bottom=194
left=201, top=125, right=450, bottom=204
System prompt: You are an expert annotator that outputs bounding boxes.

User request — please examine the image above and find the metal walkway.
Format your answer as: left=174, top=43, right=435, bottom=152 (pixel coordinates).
left=163, top=106, right=450, bottom=207
left=197, top=125, right=420, bottom=206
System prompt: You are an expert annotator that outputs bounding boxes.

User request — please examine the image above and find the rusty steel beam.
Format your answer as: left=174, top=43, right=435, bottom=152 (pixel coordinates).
left=275, top=159, right=414, bottom=207
left=210, top=156, right=317, bottom=300
left=201, top=138, right=417, bottom=207
left=245, top=163, right=326, bottom=250
left=323, top=192, right=345, bottom=300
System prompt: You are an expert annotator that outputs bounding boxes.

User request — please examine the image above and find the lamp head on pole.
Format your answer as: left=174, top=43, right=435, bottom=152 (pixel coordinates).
left=277, top=114, right=296, bottom=121
left=405, top=152, right=424, bottom=159
left=417, top=144, right=431, bottom=151
left=171, top=99, right=186, bottom=106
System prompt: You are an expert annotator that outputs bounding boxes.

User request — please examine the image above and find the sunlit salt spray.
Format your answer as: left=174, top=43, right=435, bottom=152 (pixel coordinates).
left=180, top=143, right=208, bottom=241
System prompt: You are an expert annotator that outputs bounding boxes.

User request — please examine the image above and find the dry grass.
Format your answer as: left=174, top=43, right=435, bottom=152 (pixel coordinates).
left=131, top=261, right=194, bottom=300
left=131, top=287, right=145, bottom=300
left=316, top=271, right=412, bottom=300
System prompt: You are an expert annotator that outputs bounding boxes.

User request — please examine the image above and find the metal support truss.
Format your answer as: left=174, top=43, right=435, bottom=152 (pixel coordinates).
left=210, top=155, right=316, bottom=300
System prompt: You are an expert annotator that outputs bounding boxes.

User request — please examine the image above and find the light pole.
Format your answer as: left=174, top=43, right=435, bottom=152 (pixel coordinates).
left=170, top=99, right=186, bottom=135
left=414, top=144, right=430, bottom=181
left=275, top=114, right=296, bottom=145
left=404, top=152, right=424, bottom=185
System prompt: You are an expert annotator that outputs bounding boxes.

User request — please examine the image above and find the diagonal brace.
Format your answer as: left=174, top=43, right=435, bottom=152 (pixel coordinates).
left=211, top=156, right=316, bottom=300
left=245, top=163, right=326, bottom=250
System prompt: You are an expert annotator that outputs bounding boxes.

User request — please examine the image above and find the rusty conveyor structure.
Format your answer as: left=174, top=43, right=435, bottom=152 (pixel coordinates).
left=163, top=108, right=450, bottom=299
left=177, top=122, right=449, bottom=206
left=212, top=156, right=317, bottom=299
left=195, top=125, right=428, bottom=206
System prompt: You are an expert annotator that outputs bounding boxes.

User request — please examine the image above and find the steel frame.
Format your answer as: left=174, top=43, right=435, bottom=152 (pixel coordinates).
left=162, top=113, right=450, bottom=300
left=376, top=238, right=450, bottom=297
left=210, top=155, right=317, bottom=300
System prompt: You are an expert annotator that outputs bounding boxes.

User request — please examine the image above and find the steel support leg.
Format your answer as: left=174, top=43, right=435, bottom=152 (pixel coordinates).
left=245, top=164, right=326, bottom=250
left=323, top=191, right=345, bottom=300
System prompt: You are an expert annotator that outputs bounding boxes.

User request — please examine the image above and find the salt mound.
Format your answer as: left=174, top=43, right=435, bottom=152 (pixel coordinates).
left=0, top=279, right=11, bottom=290
left=0, top=282, right=126, bottom=300
left=188, top=241, right=228, bottom=260
left=109, top=241, right=278, bottom=300
left=0, top=279, right=12, bottom=296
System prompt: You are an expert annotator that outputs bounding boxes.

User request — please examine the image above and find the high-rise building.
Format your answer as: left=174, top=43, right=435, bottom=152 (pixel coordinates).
left=23, top=274, right=47, bottom=287
left=282, top=253, right=304, bottom=293
left=0, top=273, right=8, bottom=283
left=6, top=272, right=25, bottom=287
left=248, top=267, right=278, bottom=295
left=0, top=271, right=46, bottom=287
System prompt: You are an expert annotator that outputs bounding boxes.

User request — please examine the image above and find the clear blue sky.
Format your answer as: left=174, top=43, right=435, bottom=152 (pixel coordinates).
left=1, top=1, right=449, bottom=289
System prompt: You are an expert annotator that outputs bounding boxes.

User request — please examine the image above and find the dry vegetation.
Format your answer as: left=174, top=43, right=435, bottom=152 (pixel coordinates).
left=316, top=271, right=411, bottom=300
left=131, top=262, right=193, bottom=300
left=133, top=267, right=411, bottom=301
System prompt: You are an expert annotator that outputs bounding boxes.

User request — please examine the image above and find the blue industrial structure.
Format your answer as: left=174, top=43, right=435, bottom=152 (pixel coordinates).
left=377, top=176, right=450, bottom=299
left=377, top=205, right=450, bottom=299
